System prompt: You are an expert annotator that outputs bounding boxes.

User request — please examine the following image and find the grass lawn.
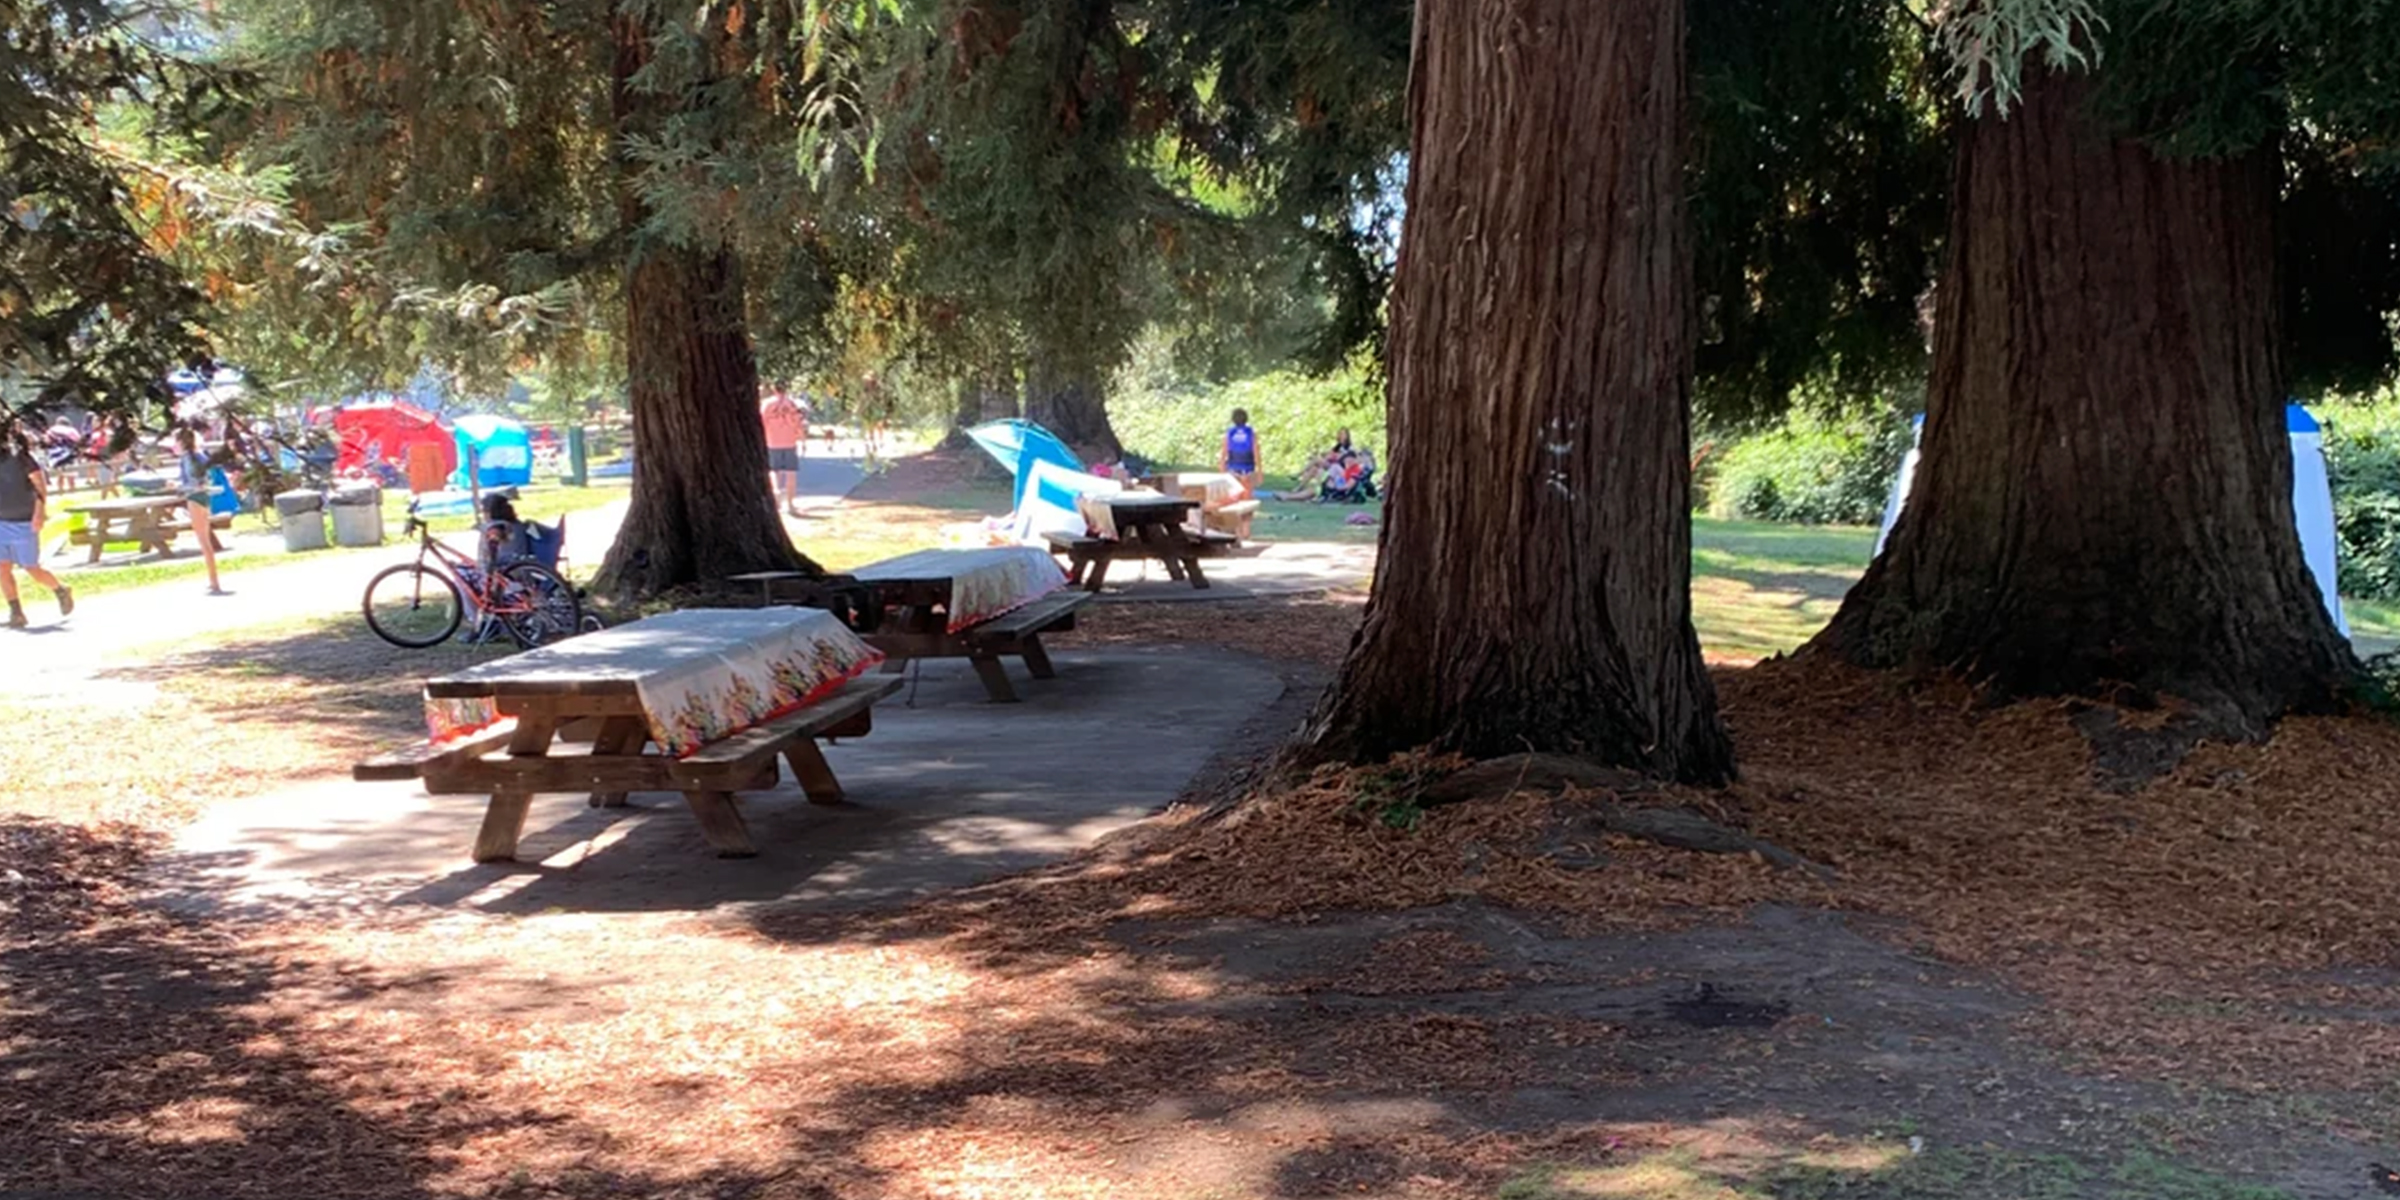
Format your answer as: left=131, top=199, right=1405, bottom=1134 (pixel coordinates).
left=28, top=480, right=631, bottom=601
left=799, top=452, right=2400, bottom=662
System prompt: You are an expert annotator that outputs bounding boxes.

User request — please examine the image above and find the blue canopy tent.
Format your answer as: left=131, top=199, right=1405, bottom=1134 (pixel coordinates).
left=450, top=414, right=535, bottom=488
left=966, top=419, right=1084, bottom=512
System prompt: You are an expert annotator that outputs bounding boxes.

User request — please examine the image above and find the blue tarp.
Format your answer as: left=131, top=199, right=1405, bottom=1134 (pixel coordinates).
left=965, top=419, right=1083, bottom=513
left=450, top=414, right=534, bottom=488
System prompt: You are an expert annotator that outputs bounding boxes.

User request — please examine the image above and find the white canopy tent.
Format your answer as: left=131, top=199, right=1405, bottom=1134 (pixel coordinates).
left=1873, top=405, right=2348, bottom=637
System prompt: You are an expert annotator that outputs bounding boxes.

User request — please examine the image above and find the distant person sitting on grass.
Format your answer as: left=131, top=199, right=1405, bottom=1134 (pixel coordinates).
left=0, top=426, right=74, bottom=628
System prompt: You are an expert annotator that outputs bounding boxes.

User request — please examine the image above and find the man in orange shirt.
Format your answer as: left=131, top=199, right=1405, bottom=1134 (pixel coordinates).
left=760, top=387, right=806, bottom=516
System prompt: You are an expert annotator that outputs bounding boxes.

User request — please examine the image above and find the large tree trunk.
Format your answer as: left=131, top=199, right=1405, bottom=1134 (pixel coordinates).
left=594, top=15, right=812, bottom=597
left=1296, top=0, right=1733, bottom=783
left=940, top=373, right=1019, bottom=451
left=1023, top=361, right=1121, bottom=461
left=1812, top=71, right=2356, bottom=733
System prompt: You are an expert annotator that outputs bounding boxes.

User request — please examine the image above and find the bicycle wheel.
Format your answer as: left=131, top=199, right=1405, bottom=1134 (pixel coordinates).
left=363, top=564, right=464, bottom=648
left=493, top=562, right=584, bottom=649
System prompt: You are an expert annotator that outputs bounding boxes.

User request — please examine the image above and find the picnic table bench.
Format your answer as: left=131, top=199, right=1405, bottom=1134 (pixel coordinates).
left=63, top=495, right=229, bottom=563
left=1045, top=494, right=1231, bottom=591
left=354, top=608, right=896, bottom=861
left=849, top=548, right=1086, bottom=703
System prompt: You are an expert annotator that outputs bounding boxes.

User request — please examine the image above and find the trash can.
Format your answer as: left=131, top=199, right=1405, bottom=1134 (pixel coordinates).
left=274, top=489, right=327, bottom=552
left=563, top=425, right=589, bottom=487
left=329, top=484, right=386, bottom=547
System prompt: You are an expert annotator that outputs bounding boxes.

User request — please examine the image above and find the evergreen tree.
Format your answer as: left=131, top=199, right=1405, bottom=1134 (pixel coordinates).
left=1816, top=0, right=2400, bottom=730
left=1299, top=0, right=1734, bottom=780
left=220, top=0, right=861, bottom=594
left=0, top=0, right=216, bottom=421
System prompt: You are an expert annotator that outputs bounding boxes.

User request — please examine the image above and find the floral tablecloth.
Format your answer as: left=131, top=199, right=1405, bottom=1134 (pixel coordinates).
left=852, top=546, right=1066, bottom=633
left=422, top=607, right=885, bottom=758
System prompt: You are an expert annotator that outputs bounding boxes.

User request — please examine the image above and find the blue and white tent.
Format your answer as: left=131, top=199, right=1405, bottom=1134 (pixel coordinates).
left=1874, top=405, right=2348, bottom=636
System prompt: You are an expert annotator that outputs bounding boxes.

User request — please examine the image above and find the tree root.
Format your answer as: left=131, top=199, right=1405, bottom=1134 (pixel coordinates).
left=1422, top=754, right=1836, bottom=879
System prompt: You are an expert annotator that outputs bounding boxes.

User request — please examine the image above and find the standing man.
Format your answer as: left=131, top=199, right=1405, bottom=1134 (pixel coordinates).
left=0, top=425, right=74, bottom=628
left=760, top=386, right=806, bottom=517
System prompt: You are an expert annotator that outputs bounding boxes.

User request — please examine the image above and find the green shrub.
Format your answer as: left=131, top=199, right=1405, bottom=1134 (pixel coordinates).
left=1110, top=368, right=1384, bottom=479
left=1702, top=414, right=1910, bottom=526
left=2325, top=395, right=2400, bottom=600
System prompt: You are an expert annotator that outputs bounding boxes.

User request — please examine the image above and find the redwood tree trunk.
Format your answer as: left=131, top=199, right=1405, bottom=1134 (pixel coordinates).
left=1812, top=71, right=2356, bottom=732
left=594, top=15, right=812, bottom=596
left=1297, top=0, right=1732, bottom=782
left=595, top=245, right=815, bottom=595
left=1023, top=362, right=1121, bottom=461
left=940, top=373, right=1019, bottom=450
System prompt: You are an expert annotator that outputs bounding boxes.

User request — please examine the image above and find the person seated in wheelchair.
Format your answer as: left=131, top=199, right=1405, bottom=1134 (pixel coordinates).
left=479, top=492, right=565, bottom=571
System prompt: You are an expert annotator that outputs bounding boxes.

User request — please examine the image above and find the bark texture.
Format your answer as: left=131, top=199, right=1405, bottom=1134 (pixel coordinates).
left=594, top=17, right=812, bottom=596
left=1813, top=71, right=2357, bottom=732
left=1298, top=0, right=1732, bottom=783
left=940, top=374, right=1020, bottom=450
left=1023, top=363, right=1122, bottom=461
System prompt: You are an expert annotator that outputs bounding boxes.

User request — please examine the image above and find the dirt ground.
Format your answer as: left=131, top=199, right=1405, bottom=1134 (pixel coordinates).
left=5, top=454, right=2397, bottom=1200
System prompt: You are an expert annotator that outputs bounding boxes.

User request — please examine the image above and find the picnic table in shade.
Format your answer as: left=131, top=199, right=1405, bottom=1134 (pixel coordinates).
left=63, top=495, right=227, bottom=563
left=1049, top=492, right=1219, bottom=591
left=849, top=546, right=1089, bottom=702
left=356, top=607, right=899, bottom=861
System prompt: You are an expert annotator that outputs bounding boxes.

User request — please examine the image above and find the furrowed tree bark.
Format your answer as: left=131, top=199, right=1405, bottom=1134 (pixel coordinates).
left=1023, top=360, right=1121, bottom=461
left=1812, top=70, right=2357, bottom=733
left=940, top=373, right=1019, bottom=450
left=594, top=14, right=812, bottom=597
left=1297, top=0, right=1733, bottom=783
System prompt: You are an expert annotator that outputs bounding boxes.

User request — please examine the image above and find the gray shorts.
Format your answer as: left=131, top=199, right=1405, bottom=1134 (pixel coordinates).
left=0, top=520, right=36, bottom=567
left=768, top=446, right=800, bottom=472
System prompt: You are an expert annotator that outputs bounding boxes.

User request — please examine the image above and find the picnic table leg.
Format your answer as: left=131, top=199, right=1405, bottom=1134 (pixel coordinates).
left=586, top=715, right=647, bottom=809
left=471, top=716, right=558, bottom=862
left=1083, top=551, right=1112, bottom=593
left=783, top=739, right=845, bottom=805
left=1142, top=524, right=1189, bottom=582
left=1182, top=552, right=1210, bottom=590
left=969, top=652, right=1019, bottom=703
left=85, top=516, right=107, bottom=564
left=1020, top=635, right=1057, bottom=680
left=680, top=790, right=758, bottom=857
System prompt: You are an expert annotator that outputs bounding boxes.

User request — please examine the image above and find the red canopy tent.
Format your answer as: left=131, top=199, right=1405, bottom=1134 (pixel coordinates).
left=332, top=402, right=455, bottom=477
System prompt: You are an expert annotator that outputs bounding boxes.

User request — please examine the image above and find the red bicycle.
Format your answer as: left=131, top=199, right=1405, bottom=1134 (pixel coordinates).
left=361, top=502, right=584, bottom=649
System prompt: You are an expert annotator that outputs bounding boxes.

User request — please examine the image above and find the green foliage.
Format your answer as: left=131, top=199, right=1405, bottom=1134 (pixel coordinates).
left=1109, top=350, right=1382, bottom=478
left=2325, top=395, right=2400, bottom=601
left=1703, top=412, right=1911, bottom=526
left=0, top=0, right=217, bottom=421
left=1934, top=0, right=2106, bottom=117
left=1689, top=0, right=1950, bottom=425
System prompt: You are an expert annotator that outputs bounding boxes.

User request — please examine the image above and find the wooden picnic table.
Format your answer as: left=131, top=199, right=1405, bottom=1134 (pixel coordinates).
left=355, top=608, right=899, bottom=861
left=1049, top=493, right=1215, bottom=591
left=64, top=495, right=226, bottom=564
left=850, top=547, right=1086, bottom=703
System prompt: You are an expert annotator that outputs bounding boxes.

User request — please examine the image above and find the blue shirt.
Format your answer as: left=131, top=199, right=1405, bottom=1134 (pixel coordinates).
left=1225, top=424, right=1257, bottom=471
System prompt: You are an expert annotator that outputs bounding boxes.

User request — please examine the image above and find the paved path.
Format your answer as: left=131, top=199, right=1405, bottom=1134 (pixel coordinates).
left=2, top=452, right=867, bottom=693
left=155, top=646, right=1279, bottom=919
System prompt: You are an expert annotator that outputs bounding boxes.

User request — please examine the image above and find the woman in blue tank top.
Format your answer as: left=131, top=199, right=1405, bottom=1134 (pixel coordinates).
left=1219, top=407, right=1260, bottom=487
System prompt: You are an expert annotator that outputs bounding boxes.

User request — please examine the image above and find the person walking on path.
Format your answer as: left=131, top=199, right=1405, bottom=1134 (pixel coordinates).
left=174, top=426, right=227, bottom=595
left=760, top=387, right=807, bottom=516
left=0, top=426, right=74, bottom=628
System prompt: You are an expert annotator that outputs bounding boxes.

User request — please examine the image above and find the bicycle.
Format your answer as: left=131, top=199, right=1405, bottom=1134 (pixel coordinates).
left=361, top=501, right=584, bottom=649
